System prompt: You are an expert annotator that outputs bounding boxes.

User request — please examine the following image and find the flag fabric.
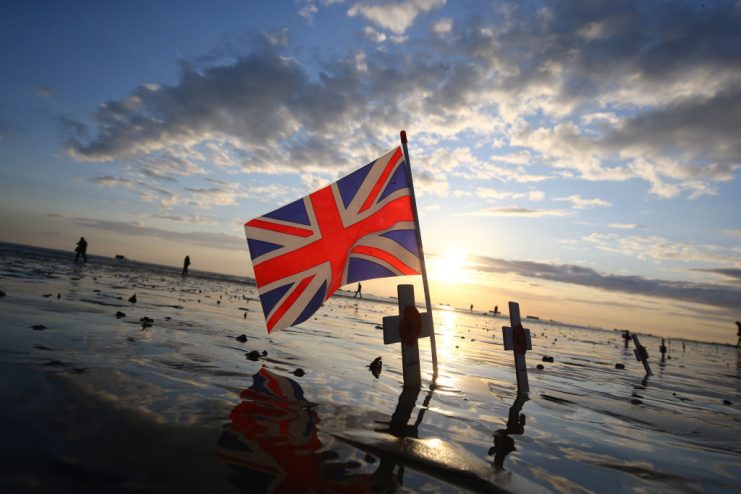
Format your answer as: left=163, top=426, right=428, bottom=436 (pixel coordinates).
left=244, top=146, right=421, bottom=333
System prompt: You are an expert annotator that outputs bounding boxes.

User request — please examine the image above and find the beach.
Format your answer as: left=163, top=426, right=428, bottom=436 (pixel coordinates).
left=0, top=242, right=739, bottom=493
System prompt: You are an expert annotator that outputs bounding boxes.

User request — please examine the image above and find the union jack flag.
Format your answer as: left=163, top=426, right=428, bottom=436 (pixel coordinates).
left=244, top=146, right=421, bottom=333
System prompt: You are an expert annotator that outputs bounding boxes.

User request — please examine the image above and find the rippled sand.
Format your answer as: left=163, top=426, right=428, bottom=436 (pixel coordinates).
left=1, top=243, right=739, bottom=493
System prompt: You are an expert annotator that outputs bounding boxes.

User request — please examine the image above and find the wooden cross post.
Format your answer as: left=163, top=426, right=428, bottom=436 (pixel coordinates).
left=502, top=301, right=532, bottom=394
left=631, top=334, right=653, bottom=376
left=382, top=284, right=434, bottom=388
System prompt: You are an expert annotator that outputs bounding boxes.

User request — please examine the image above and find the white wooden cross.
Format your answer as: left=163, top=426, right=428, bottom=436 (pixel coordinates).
left=382, top=284, right=434, bottom=388
left=502, top=301, right=532, bottom=394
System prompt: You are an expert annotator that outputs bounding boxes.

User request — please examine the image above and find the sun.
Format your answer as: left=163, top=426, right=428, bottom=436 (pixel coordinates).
left=432, top=247, right=469, bottom=283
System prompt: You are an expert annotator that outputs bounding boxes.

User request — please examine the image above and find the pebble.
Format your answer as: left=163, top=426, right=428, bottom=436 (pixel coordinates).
left=140, top=317, right=154, bottom=328
left=236, top=334, right=247, bottom=343
left=536, top=364, right=544, bottom=370
left=31, top=324, right=47, bottom=331
left=115, top=311, right=126, bottom=318
left=246, top=350, right=261, bottom=361
left=292, top=368, right=305, bottom=377
left=723, top=399, right=732, bottom=405
left=631, top=398, right=643, bottom=405
left=128, top=294, right=137, bottom=303
left=542, top=356, right=554, bottom=363
left=615, top=363, right=625, bottom=369
left=43, top=293, right=52, bottom=298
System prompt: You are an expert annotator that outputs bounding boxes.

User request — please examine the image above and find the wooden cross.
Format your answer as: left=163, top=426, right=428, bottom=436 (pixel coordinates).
left=382, top=284, right=434, bottom=388
left=502, top=301, right=532, bottom=394
left=631, top=334, right=653, bottom=376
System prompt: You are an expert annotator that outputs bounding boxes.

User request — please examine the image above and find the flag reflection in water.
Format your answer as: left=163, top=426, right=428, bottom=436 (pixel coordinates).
left=216, top=367, right=377, bottom=493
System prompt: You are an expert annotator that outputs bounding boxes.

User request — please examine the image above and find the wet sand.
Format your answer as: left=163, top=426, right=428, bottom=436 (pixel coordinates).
left=1, top=243, right=739, bottom=493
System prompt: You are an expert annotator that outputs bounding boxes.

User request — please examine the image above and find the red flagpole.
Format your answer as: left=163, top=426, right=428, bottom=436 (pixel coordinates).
left=400, top=130, right=439, bottom=381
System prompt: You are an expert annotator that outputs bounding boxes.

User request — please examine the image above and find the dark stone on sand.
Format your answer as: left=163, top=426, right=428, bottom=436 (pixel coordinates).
left=43, top=293, right=52, bottom=298
left=292, top=368, right=305, bottom=377
left=261, top=350, right=267, bottom=357
left=631, top=398, right=643, bottom=405
left=115, top=311, right=126, bottom=318
left=165, top=316, right=171, bottom=321
left=536, top=364, right=544, bottom=370
left=615, top=363, right=625, bottom=369
left=375, top=325, right=382, bottom=329
left=236, top=334, right=247, bottom=343
left=31, top=324, right=47, bottom=331
left=217, top=300, right=220, bottom=305
left=723, top=399, right=732, bottom=405
left=128, top=294, right=137, bottom=303
left=542, top=356, right=554, bottom=362
left=139, top=317, right=154, bottom=328
left=127, top=337, right=136, bottom=342
left=57, top=293, right=61, bottom=299
left=246, top=350, right=261, bottom=361
left=369, top=356, right=382, bottom=378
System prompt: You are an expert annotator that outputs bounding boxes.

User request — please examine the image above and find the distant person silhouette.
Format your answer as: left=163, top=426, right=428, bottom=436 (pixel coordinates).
left=74, top=237, right=88, bottom=262
left=182, top=255, right=191, bottom=276
left=353, top=282, right=362, bottom=299
left=494, top=305, right=499, bottom=315
left=622, top=330, right=631, bottom=349
left=470, top=304, right=474, bottom=312
left=736, top=321, right=740, bottom=348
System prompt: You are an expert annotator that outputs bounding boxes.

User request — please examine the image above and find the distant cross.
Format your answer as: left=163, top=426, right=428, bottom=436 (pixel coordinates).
left=382, top=284, right=434, bottom=388
left=502, top=301, right=532, bottom=394
left=631, top=334, right=653, bottom=376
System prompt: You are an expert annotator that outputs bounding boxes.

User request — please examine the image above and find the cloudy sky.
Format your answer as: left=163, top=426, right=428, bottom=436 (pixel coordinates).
left=1, top=0, right=739, bottom=343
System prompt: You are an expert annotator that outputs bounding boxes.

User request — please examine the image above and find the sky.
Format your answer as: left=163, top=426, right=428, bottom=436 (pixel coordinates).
left=1, top=0, right=740, bottom=344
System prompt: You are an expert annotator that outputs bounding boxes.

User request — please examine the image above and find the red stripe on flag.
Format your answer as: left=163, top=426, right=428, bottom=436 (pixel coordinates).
left=359, top=147, right=403, bottom=213
left=351, top=245, right=418, bottom=275
left=266, top=275, right=314, bottom=332
left=246, top=218, right=313, bottom=238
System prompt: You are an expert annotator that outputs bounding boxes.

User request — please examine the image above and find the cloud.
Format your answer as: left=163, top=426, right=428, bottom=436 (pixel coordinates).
left=608, top=223, right=646, bottom=230
left=476, top=187, right=544, bottom=202
left=151, top=213, right=219, bottom=225
left=431, top=17, right=452, bottom=35
left=347, top=0, right=446, bottom=35
left=583, top=233, right=740, bottom=265
left=467, top=206, right=569, bottom=218
left=298, top=2, right=319, bottom=21
left=691, top=268, right=741, bottom=283
left=33, top=84, right=56, bottom=98
left=555, top=194, right=611, bottom=209
left=72, top=218, right=245, bottom=250
left=64, top=1, right=741, bottom=202
left=471, top=255, right=741, bottom=311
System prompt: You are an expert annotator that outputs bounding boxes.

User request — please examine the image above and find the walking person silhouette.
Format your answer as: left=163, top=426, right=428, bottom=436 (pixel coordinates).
left=74, top=237, right=88, bottom=263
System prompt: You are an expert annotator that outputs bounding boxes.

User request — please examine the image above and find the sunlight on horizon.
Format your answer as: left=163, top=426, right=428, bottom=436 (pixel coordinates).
left=429, top=247, right=470, bottom=285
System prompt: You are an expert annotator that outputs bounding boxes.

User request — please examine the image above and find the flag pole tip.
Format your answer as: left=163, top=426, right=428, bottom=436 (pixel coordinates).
left=400, top=130, right=407, bottom=144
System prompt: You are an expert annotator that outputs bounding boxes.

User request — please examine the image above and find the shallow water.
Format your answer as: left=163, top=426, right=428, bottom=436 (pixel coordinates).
left=0, top=243, right=739, bottom=493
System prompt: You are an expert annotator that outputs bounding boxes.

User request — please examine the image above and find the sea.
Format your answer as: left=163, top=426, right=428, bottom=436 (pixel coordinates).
left=0, top=242, right=739, bottom=493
